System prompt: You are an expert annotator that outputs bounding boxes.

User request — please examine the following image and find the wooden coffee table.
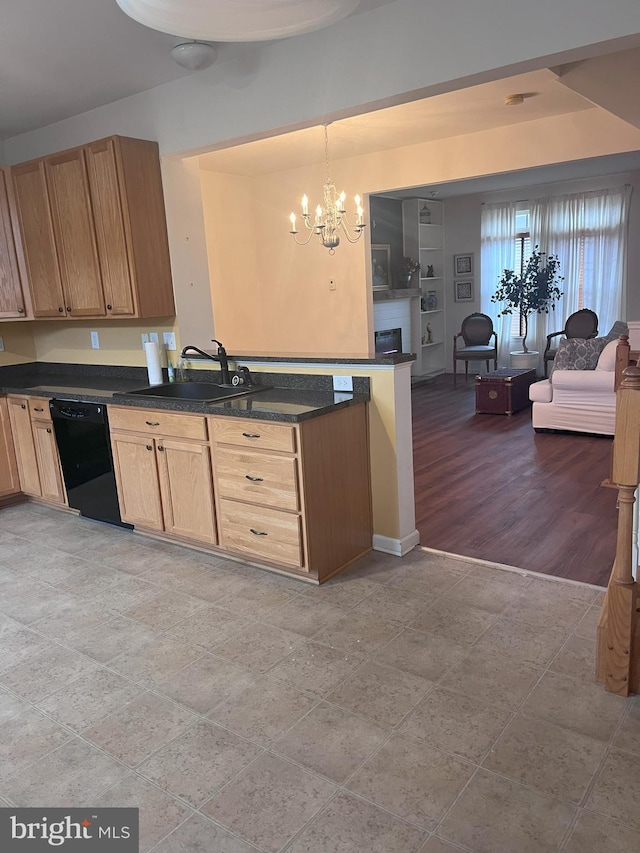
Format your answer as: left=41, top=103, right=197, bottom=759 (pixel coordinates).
left=475, top=368, right=537, bottom=415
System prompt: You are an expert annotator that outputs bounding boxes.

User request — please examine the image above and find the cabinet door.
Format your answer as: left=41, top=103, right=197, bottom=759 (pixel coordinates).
left=157, top=438, right=217, bottom=544
left=0, top=170, right=26, bottom=319
left=0, top=398, right=20, bottom=498
left=110, top=432, right=163, bottom=529
left=7, top=397, right=41, bottom=496
left=11, top=161, right=65, bottom=317
left=31, top=421, right=66, bottom=504
left=45, top=148, right=105, bottom=317
left=85, top=139, right=135, bottom=317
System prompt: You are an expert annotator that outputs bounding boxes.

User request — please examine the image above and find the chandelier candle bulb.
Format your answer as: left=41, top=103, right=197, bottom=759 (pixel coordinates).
left=302, top=195, right=309, bottom=215
left=290, top=212, right=297, bottom=232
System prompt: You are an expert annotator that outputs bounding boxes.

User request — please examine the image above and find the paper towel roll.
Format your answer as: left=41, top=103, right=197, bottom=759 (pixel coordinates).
left=145, top=341, right=163, bottom=385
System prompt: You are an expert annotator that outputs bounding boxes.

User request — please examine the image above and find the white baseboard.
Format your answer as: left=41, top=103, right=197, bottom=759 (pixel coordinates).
left=372, top=529, right=420, bottom=556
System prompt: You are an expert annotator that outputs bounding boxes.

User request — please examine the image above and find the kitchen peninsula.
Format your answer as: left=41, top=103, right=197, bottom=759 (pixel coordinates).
left=0, top=359, right=384, bottom=584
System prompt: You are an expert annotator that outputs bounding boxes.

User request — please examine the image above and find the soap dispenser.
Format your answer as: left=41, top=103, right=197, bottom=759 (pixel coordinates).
left=176, top=357, right=188, bottom=382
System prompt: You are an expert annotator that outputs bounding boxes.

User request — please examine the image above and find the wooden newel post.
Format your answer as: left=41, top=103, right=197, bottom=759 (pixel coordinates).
left=597, top=363, right=640, bottom=695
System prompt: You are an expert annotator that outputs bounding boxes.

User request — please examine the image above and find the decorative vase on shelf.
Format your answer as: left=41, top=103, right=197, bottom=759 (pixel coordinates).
left=419, top=204, right=431, bottom=224
left=399, top=274, right=413, bottom=287
left=426, top=291, right=437, bottom=311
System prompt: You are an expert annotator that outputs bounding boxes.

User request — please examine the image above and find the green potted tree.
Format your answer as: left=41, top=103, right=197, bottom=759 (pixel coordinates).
left=491, top=246, right=564, bottom=361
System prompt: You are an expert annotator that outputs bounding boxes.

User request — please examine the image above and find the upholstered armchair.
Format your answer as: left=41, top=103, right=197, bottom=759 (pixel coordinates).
left=543, top=309, right=598, bottom=377
left=453, top=313, right=498, bottom=385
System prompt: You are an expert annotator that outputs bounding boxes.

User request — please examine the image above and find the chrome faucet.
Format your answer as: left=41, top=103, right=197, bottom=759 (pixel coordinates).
left=180, top=339, right=232, bottom=386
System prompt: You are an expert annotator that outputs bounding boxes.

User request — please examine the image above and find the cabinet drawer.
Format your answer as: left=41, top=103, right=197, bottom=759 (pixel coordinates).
left=218, top=499, right=303, bottom=569
left=215, top=446, right=299, bottom=511
left=209, top=418, right=296, bottom=453
left=28, top=398, right=51, bottom=420
left=109, top=406, right=207, bottom=440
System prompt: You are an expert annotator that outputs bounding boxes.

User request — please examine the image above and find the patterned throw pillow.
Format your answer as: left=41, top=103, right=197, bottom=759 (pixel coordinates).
left=554, top=336, right=608, bottom=370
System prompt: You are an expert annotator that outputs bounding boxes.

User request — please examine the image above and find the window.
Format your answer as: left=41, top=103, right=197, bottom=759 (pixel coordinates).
left=511, top=208, right=530, bottom=338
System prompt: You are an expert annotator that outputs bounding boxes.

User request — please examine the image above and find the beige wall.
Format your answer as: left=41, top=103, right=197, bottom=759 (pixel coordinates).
left=0, top=323, right=36, bottom=366
left=196, top=107, right=640, bottom=356
left=29, top=319, right=178, bottom=366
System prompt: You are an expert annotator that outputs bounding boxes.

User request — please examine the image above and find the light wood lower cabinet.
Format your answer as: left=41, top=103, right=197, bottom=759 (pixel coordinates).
left=109, top=403, right=371, bottom=582
left=7, top=395, right=66, bottom=504
left=0, top=398, right=21, bottom=500
left=109, top=409, right=216, bottom=545
left=210, top=405, right=372, bottom=580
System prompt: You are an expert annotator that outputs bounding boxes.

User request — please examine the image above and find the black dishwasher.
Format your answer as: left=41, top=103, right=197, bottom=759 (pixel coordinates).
left=49, top=400, right=131, bottom=528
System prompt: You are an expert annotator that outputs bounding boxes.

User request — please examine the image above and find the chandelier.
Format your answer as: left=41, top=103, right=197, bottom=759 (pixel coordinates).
left=289, top=126, right=365, bottom=254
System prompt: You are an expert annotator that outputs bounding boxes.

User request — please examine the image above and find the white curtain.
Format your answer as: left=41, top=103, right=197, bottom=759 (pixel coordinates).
left=531, top=185, right=631, bottom=348
left=480, top=201, right=517, bottom=366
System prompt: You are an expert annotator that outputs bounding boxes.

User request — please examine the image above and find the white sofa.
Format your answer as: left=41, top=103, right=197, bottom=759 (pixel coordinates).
left=529, top=337, right=627, bottom=435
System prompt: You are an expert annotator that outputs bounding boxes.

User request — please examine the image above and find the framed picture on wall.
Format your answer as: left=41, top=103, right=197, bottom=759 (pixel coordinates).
left=454, top=279, right=474, bottom=302
left=371, top=244, right=391, bottom=289
left=454, top=253, right=474, bottom=276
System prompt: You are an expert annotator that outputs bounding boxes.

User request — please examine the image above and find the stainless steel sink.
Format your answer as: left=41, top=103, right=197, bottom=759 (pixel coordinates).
left=115, top=382, right=266, bottom=403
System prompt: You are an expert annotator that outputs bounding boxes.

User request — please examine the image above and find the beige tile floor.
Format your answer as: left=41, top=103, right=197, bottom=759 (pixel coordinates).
left=0, top=503, right=639, bottom=852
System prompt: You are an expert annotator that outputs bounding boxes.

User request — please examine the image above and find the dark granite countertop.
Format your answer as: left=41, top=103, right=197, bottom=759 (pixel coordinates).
left=0, top=363, right=370, bottom=423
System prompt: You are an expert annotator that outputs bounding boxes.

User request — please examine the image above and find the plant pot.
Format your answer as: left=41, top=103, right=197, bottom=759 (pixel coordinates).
left=510, top=350, right=539, bottom=371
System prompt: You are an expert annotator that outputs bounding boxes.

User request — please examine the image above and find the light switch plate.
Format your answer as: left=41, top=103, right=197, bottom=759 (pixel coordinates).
left=90, top=331, right=100, bottom=349
left=163, top=332, right=177, bottom=351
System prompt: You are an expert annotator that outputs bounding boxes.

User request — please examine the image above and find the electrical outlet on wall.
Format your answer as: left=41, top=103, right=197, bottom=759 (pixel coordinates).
left=163, top=332, right=177, bottom=351
left=141, top=333, right=150, bottom=347
left=90, top=331, right=100, bottom=349
left=149, top=332, right=159, bottom=344
left=333, top=375, right=353, bottom=392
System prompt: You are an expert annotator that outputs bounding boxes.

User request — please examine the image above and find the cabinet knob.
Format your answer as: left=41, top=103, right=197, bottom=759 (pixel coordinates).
left=242, top=432, right=261, bottom=439
left=245, top=475, right=264, bottom=482
left=66, top=307, right=72, bottom=312
left=146, top=444, right=153, bottom=451
left=46, top=428, right=52, bottom=434
left=20, top=403, right=26, bottom=409
left=145, top=421, right=160, bottom=427
left=18, top=307, right=24, bottom=314
left=58, top=307, right=64, bottom=313
left=249, top=528, right=268, bottom=537
left=106, top=304, right=112, bottom=310
left=157, top=445, right=164, bottom=452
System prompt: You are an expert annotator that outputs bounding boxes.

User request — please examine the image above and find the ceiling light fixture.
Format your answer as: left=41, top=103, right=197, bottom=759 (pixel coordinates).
left=170, top=40, right=217, bottom=70
left=289, top=125, right=365, bottom=254
left=115, top=0, right=360, bottom=42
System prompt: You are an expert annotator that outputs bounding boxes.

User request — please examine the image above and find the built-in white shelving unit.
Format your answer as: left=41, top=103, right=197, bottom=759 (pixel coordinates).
left=402, top=198, right=445, bottom=379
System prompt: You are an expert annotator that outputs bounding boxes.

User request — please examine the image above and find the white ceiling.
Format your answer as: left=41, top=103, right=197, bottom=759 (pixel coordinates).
left=0, top=0, right=388, bottom=140
left=197, top=69, right=596, bottom=176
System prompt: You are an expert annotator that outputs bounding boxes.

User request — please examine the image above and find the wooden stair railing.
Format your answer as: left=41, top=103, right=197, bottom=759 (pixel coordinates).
left=597, top=351, right=640, bottom=696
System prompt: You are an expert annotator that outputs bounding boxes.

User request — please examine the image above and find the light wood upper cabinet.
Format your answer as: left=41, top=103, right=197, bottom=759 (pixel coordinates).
left=0, top=169, right=28, bottom=320
left=45, top=148, right=105, bottom=317
left=11, top=161, right=65, bottom=317
left=0, top=398, right=20, bottom=499
left=10, top=135, right=175, bottom=320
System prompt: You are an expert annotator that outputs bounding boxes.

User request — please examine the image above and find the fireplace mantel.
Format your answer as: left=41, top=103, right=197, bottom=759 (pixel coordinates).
left=373, top=287, right=420, bottom=302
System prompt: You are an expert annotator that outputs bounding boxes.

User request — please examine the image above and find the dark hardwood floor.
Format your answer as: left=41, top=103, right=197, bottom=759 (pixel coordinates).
left=412, top=374, right=618, bottom=586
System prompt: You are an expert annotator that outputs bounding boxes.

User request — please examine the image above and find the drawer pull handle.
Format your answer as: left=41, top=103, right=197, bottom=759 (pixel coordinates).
left=242, top=432, right=261, bottom=439
left=33, top=407, right=44, bottom=412
left=145, top=421, right=160, bottom=426
left=249, top=528, right=268, bottom=536
left=146, top=444, right=153, bottom=451
left=245, top=475, right=264, bottom=482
